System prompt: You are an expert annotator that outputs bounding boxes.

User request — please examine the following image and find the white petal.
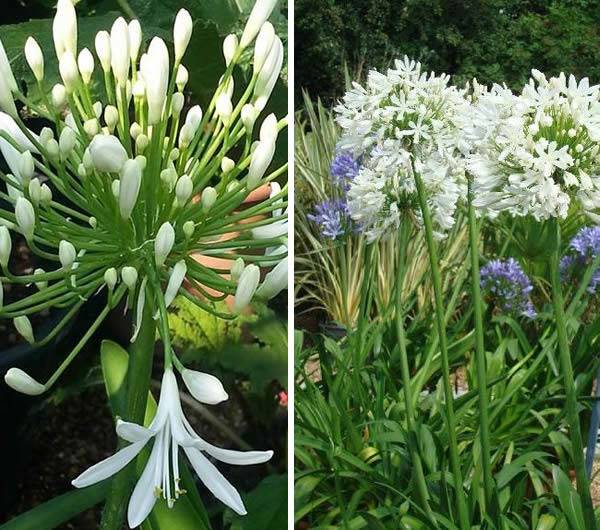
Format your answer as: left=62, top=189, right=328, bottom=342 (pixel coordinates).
left=182, top=369, right=228, bottom=405
left=71, top=440, right=146, bottom=488
left=130, top=276, right=147, bottom=343
left=127, top=437, right=161, bottom=528
left=251, top=220, right=287, bottom=239
left=198, top=441, right=273, bottom=466
left=183, top=446, right=247, bottom=515
left=0, top=112, right=39, bottom=152
left=116, top=419, right=154, bottom=443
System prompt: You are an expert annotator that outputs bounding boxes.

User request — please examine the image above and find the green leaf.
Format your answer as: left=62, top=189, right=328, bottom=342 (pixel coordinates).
left=224, top=474, right=287, bottom=530
left=0, top=483, right=108, bottom=530
left=552, top=465, right=585, bottom=530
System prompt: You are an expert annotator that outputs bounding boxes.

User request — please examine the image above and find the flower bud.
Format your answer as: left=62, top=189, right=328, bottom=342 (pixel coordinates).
left=83, top=118, right=99, bottom=137
left=15, top=197, right=35, bottom=240
left=174, top=9, right=193, bottom=62
left=171, top=93, right=184, bottom=117
left=20, top=151, right=35, bottom=184
left=164, top=259, right=187, bottom=308
left=121, top=266, right=138, bottom=289
left=233, top=264, right=260, bottom=313
left=201, top=186, right=217, bottom=211
left=185, top=105, right=203, bottom=132
left=4, top=367, right=44, bottom=395
left=59, top=126, right=77, bottom=157
left=260, top=113, right=278, bottom=142
left=182, top=369, right=228, bottom=405
left=88, top=216, right=97, bottom=229
left=51, top=84, right=67, bottom=108
left=95, top=31, right=111, bottom=72
left=46, top=139, right=59, bottom=160
left=40, top=127, right=54, bottom=147
left=216, top=92, right=233, bottom=125
left=254, top=22, right=275, bottom=73
left=14, top=316, right=34, bottom=344
left=240, top=0, right=278, bottom=49
left=136, top=134, right=149, bottom=153
left=89, top=134, right=128, bottom=173
left=53, top=0, right=77, bottom=59
left=247, top=139, right=275, bottom=189
left=176, top=64, right=188, bottom=92
left=223, top=34, right=238, bottom=66
left=132, top=79, right=145, bottom=98
left=33, top=268, right=47, bottom=290
left=256, top=256, right=287, bottom=299
left=128, top=20, right=142, bottom=61
left=155, top=222, right=175, bottom=266
left=178, top=123, right=194, bottom=149
left=241, top=104, right=258, bottom=131
left=40, top=184, right=52, bottom=205
left=142, top=38, right=169, bottom=125
left=174, top=175, right=192, bottom=206
left=104, top=105, right=118, bottom=132
left=221, top=157, right=234, bottom=174
left=59, top=240, right=76, bottom=269
left=110, top=17, right=130, bottom=86
left=28, top=178, right=41, bottom=205
left=59, top=51, right=79, bottom=93
left=25, top=37, right=44, bottom=81
left=254, top=37, right=283, bottom=111
left=129, top=122, right=142, bottom=140
left=230, top=257, right=244, bottom=281
left=119, top=159, right=142, bottom=219
left=0, top=75, right=17, bottom=118
left=0, top=38, right=17, bottom=92
left=104, top=267, right=118, bottom=290
left=93, top=101, right=103, bottom=118
left=0, top=226, right=11, bottom=268
left=78, top=48, right=94, bottom=84
left=183, top=220, right=195, bottom=239
left=160, top=167, right=177, bottom=190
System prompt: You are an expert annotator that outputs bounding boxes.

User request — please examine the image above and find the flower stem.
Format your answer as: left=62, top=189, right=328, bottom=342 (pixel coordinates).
left=467, top=183, right=496, bottom=515
left=549, top=219, right=597, bottom=529
left=413, top=171, right=470, bottom=530
left=99, top=299, right=156, bottom=530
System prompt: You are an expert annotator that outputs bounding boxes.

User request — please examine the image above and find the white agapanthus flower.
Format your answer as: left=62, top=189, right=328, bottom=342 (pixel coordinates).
left=72, top=368, right=273, bottom=527
left=466, top=71, right=600, bottom=220
left=334, top=56, right=469, bottom=241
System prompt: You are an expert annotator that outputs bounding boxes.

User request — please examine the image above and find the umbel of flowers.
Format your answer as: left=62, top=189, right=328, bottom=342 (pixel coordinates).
left=0, top=0, right=287, bottom=526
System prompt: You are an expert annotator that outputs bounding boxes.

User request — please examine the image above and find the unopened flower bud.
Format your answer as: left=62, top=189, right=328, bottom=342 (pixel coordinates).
left=89, top=216, right=97, bottom=229
left=216, top=92, right=233, bottom=124
left=93, top=101, right=103, bottom=118
left=34, top=268, right=47, bottom=290
left=104, top=105, right=118, bottom=131
left=256, top=257, right=287, bottom=299
left=28, top=178, right=41, bottom=205
left=59, top=239, right=76, bottom=269
left=175, top=174, right=193, bottom=205
left=260, top=113, right=278, bottom=142
left=20, top=151, right=35, bottom=184
left=201, top=186, right=216, bottom=211
left=254, top=37, right=283, bottom=111
left=112, top=179, right=120, bottom=197
left=104, top=267, right=118, bottom=290
left=110, top=17, right=130, bottom=86
left=59, top=51, right=79, bottom=93
left=183, top=220, right=195, bottom=239
left=78, top=48, right=94, bottom=84
left=241, top=104, right=258, bottom=131
left=14, top=316, right=34, bottom=344
left=25, top=37, right=44, bottom=81
left=46, top=138, right=59, bottom=160
left=155, top=222, right=175, bottom=266
left=230, top=257, right=244, bottom=281
left=171, top=93, right=184, bottom=117
left=129, top=122, right=142, bottom=140
left=128, top=20, right=142, bottom=61
left=164, top=260, right=187, bottom=308
left=160, top=167, right=177, bottom=190
left=221, top=157, right=235, bottom=174
left=121, top=266, right=138, bottom=289
left=174, top=9, right=193, bottom=62
left=83, top=119, right=99, bottom=137
left=178, top=123, right=194, bottom=149
left=119, top=159, right=142, bottom=219
left=233, top=264, right=260, bottom=313
left=182, top=369, right=228, bottom=405
left=4, top=367, right=44, bottom=395
left=169, top=148, right=180, bottom=161
left=0, top=226, right=11, bottom=268
left=142, top=38, right=169, bottom=125
left=53, top=0, right=77, bottom=59
left=176, top=64, right=188, bottom=91
left=40, top=127, right=54, bottom=147
left=185, top=105, right=203, bottom=132
left=223, top=34, right=238, bottom=66
left=95, top=30, right=111, bottom=72
left=15, top=197, right=35, bottom=240
left=51, top=84, right=67, bottom=108
left=240, top=0, right=278, bottom=49
left=247, top=139, right=275, bottom=189
left=253, top=22, right=275, bottom=73
left=89, top=134, right=128, bottom=173
left=40, top=184, right=52, bottom=205
left=136, top=134, right=149, bottom=153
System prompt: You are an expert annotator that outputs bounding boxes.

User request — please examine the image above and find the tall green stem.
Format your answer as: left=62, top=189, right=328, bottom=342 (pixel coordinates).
left=413, top=172, right=470, bottom=530
left=467, top=183, right=496, bottom=515
left=395, top=229, right=438, bottom=527
left=549, top=219, right=597, bottom=530
left=99, top=300, right=157, bottom=530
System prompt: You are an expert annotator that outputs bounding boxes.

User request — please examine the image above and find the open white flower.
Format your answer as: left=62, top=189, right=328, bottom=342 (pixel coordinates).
left=73, top=369, right=272, bottom=527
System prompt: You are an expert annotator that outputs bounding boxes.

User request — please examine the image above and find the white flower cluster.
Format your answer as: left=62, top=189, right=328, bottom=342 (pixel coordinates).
left=466, top=72, right=600, bottom=220
left=334, top=57, right=469, bottom=241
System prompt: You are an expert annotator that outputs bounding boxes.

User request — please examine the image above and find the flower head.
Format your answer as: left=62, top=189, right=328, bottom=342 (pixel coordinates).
left=480, top=258, right=537, bottom=319
left=560, top=225, right=600, bottom=293
left=307, top=198, right=353, bottom=240
left=330, top=151, right=359, bottom=189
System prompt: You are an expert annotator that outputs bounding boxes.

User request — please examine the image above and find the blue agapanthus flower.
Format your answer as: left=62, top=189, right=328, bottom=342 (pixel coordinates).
left=330, top=151, right=359, bottom=189
left=480, top=258, right=536, bottom=319
left=307, top=199, right=352, bottom=240
left=560, top=226, right=600, bottom=293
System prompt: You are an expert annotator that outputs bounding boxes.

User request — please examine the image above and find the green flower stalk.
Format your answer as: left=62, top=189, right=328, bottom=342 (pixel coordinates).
left=0, top=0, right=287, bottom=527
